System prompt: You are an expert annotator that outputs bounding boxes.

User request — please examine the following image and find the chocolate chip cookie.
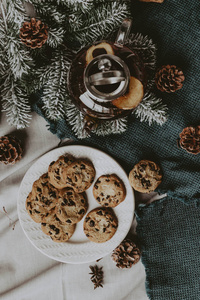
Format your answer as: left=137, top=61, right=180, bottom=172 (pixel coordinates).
left=62, top=159, right=95, bottom=193
left=129, top=160, right=162, bottom=193
left=48, top=155, right=75, bottom=189
left=25, top=192, right=51, bottom=223
left=93, top=174, right=126, bottom=207
left=32, top=173, right=59, bottom=210
left=83, top=207, right=118, bottom=243
left=41, top=215, right=76, bottom=243
left=55, top=188, right=88, bottom=224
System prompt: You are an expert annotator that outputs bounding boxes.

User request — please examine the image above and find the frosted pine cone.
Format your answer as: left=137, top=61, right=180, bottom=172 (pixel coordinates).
left=0, top=136, right=23, bottom=165
left=155, top=65, right=185, bottom=92
left=111, top=239, right=141, bottom=269
left=179, top=126, right=200, bottom=155
left=20, top=18, right=48, bottom=49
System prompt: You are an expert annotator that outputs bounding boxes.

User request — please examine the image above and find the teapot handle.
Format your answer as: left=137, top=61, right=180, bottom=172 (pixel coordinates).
left=114, top=18, right=132, bottom=48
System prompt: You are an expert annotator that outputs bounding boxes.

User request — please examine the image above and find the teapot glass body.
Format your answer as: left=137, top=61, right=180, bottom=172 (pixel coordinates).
left=67, top=20, right=146, bottom=121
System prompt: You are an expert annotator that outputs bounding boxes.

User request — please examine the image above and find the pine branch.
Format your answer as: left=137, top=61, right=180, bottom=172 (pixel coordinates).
left=47, top=27, right=65, bottom=48
left=67, top=2, right=131, bottom=47
left=27, top=0, right=94, bottom=11
left=32, top=46, right=72, bottom=91
left=95, top=118, right=128, bottom=136
left=1, top=74, right=32, bottom=128
left=0, top=0, right=33, bottom=128
left=28, top=2, right=67, bottom=25
left=56, top=0, right=94, bottom=12
left=64, top=99, right=89, bottom=139
left=0, top=1, right=34, bottom=80
left=134, top=93, right=168, bottom=126
left=126, top=33, right=157, bottom=71
left=67, top=12, right=84, bottom=31
left=6, top=0, right=27, bottom=26
left=41, top=49, right=71, bottom=121
left=6, top=37, right=34, bottom=80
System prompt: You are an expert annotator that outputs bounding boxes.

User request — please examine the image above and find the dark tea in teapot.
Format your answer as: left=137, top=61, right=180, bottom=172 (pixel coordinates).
left=67, top=19, right=146, bottom=121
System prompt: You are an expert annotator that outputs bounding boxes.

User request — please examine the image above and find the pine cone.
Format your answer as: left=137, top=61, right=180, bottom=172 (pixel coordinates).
left=89, top=265, right=104, bottom=289
left=19, top=18, right=48, bottom=49
left=179, top=126, right=200, bottom=155
left=111, top=239, right=141, bottom=269
left=155, top=65, right=185, bottom=93
left=0, top=136, right=23, bottom=165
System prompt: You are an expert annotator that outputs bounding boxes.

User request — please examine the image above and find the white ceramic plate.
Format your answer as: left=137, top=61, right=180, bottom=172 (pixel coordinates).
left=17, top=145, right=134, bottom=264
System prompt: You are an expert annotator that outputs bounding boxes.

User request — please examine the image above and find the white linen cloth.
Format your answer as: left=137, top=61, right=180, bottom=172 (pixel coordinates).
left=0, top=112, right=148, bottom=300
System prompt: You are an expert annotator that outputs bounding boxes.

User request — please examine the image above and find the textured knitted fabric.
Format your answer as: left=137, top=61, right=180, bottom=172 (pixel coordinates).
left=136, top=196, right=200, bottom=300
left=32, top=1, right=200, bottom=299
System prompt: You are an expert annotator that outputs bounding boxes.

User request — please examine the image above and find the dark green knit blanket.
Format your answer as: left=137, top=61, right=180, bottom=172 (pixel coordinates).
left=136, top=196, right=200, bottom=300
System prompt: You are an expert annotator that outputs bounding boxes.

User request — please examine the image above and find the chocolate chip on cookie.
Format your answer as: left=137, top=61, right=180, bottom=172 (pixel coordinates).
left=25, top=192, right=51, bottom=223
left=83, top=207, right=118, bottom=243
left=62, top=159, right=95, bottom=193
left=48, top=155, right=75, bottom=189
left=129, top=160, right=162, bottom=193
left=55, top=188, right=88, bottom=224
left=41, top=215, right=76, bottom=243
left=93, top=174, right=126, bottom=207
left=32, top=173, right=59, bottom=210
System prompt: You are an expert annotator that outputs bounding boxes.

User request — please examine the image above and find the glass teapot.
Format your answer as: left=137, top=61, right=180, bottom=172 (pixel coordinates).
left=67, top=19, right=146, bottom=125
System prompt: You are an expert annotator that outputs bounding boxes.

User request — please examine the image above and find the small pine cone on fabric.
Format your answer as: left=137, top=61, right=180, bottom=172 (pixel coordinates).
left=20, top=18, right=48, bottom=49
left=179, top=126, right=200, bottom=155
left=111, top=239, right=141, bottom=269
left=0, top=136, right=23, bottom=165
left=155, top=65, right=185, bottom=93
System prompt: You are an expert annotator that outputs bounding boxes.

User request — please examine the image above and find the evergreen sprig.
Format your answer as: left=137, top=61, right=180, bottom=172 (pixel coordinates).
left=95, top=118, right=128, bottom=137
left=56, top=0, right=94, bottom=12
left=47, top=27, right=65, bottom=48
left=127, top=33, right=157, bottom=71
left=40, top=49, right=71, bottom=121
left=0, top=0, right=33, bottom=128
left=134, top=93, right=168, bottom=126
left=1, top=75, right=32, bottom=128
left=64, top=99, right=89, bottom=139
left=69, top=2, right=131, bottom=47
left=29, top=2, right=67, bottom=25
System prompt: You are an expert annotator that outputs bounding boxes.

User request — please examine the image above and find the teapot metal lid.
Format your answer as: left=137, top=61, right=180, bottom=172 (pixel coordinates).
left=84, top=54, right=130, bottom=102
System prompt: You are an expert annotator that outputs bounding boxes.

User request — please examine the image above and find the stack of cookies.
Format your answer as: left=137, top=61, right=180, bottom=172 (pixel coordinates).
left=26, top=155, right=95, bottom=243
left=25, top=154, right=127, bottom=244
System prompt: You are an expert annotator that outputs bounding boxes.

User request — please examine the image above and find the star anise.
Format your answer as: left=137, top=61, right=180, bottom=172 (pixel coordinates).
left=89, top=265, right=104, bottom=289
